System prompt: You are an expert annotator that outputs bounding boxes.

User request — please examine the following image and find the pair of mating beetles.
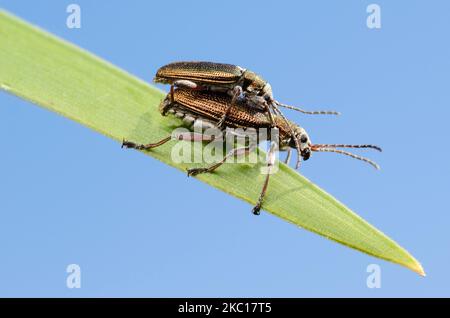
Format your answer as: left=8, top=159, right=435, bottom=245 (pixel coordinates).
left=122, top=61, right=381, bottom=215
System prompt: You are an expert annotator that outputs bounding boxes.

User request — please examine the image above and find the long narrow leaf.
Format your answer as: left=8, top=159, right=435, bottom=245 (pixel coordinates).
left=0, top=11, right=424, bottom=276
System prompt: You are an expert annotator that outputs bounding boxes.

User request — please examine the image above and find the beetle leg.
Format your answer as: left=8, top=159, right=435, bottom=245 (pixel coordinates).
left=187, top=144, right=254, bottom=177
left=173, top=132, right=217, bottom=142
left=170, top=80, right=199, bottom=103
left=263, top=100, right=275, bottom=127
left=173, top=80, right=198, bottom=89
left=284, top=148, right=292, bottom=165
left=122, top=136, right=172, bottom=150
left=122, top=132, right=216, bottom=151
left=216, top=86, right=243, bottom=129
left=271, top=103, right=302, bottom=169
left=252, top=141, right=277, bottom=215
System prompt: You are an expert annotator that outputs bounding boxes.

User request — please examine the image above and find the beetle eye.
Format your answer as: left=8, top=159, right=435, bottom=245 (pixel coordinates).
left=300, top=135, right=308, bottom=143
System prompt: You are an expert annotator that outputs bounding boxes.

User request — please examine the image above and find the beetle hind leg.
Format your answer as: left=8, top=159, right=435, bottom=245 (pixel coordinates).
left=122, top=136, right=172, bottom=150
left=122, top=132, right=216, bottom=151
left=216, top=86, right=243, bottom=129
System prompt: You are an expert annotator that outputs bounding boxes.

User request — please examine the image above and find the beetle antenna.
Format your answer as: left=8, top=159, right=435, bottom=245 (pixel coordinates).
left=275, top=101, right=340, bottom=116
left=312, top=148, right=380, bottom=170
left=271, top=104, right=302, bottom=169
left=312, top=144, right=382, bottom=152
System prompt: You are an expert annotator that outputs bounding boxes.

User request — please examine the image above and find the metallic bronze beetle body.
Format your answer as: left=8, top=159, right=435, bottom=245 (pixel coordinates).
left=154, top=61, right=340, bottom=169
left=123, top=86, right=380, bottom=214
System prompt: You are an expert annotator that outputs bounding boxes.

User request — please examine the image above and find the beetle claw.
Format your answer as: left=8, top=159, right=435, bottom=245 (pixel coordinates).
left=122, top=139, right=138, bottom=149
left=187, top=168, right=208, bottom=177
left=252, top=205, right=261, bottom=215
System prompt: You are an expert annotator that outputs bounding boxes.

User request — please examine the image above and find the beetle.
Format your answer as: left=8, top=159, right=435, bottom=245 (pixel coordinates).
left=154, top=61, right=339, bottom=125
left=122, top=88, right=381, bottom=215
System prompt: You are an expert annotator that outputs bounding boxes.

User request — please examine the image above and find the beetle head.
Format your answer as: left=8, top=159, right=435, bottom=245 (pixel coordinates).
left=288, top=125, right=312, bottom=161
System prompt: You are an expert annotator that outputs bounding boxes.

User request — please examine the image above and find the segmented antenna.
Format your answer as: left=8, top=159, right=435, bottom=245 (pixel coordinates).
left=312, top=144, right=382, bottom=152
left=313, top=148, right=380, bottom=170
left=275, top=101, right=340, bottom=116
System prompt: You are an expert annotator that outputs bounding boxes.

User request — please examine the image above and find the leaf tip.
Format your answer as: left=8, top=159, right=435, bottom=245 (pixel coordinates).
left=410, top=261, right=426, bottom=277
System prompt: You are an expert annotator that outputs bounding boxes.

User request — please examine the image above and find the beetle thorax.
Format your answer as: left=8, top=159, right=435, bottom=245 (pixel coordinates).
left=242, top=70, right=268, bottom=96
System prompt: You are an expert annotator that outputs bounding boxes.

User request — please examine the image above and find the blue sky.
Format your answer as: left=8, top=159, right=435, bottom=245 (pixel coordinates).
left=0, top=0, right=449, bottom=297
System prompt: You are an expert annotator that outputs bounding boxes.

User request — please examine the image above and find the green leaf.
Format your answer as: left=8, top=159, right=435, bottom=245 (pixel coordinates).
left=0, top=10, right=424, bottom=276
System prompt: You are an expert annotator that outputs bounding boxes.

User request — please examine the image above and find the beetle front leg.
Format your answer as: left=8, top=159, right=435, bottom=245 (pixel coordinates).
left=187, top=144, right=253, bottom=176
left=216, top=86, right=243, bottom=129
left=284, top=148, right=292, bottom=165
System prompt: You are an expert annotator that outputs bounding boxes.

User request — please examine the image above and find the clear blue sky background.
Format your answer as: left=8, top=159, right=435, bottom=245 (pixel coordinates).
left=0, top=0, right=448, bottom=297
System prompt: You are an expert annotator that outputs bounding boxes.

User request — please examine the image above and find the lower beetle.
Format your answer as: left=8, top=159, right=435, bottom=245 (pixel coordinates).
left=122, top=89, right=381, bottom=215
